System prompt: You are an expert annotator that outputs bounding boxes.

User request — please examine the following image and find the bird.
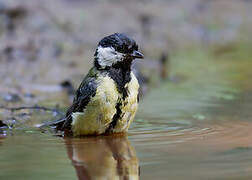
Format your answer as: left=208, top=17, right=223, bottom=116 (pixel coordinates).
left=56, top=33, right=144, bottom=136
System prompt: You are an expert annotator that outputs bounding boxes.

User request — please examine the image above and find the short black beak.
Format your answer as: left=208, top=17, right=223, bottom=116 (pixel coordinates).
left=131, top=50, right=144, bottom=59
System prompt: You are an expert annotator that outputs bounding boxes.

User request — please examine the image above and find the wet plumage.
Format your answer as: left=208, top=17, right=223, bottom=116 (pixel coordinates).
left=57, top=33, right=144, bottom=136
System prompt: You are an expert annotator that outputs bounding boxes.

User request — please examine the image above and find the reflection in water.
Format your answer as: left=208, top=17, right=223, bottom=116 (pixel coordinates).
left=64, top=135, right=139, bottom=180
left=0, top=135, right=5, bottom=145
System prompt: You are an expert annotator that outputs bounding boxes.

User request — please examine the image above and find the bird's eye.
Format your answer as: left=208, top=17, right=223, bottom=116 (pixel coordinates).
left=133, top=44, right=138, bottom=51
left=116, top=46, right=123, bottom=53
left=116, top=44, right=127, bottom=54
left=128, top=47, right=134, bottom=54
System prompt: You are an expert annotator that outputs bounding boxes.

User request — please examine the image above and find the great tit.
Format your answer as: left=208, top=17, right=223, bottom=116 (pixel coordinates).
left=57, top=33, right=144, bottom=136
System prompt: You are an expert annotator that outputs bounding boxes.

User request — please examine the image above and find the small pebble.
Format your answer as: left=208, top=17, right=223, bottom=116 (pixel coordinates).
left=3, top=93, right=21, bottom=102
left=24, top=93, right=35, bottom=98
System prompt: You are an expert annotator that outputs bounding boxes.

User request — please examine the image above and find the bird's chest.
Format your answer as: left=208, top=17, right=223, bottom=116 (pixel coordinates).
left=119, top=76, right=139, bottom=115
left=111, top=72, right=139, bottom=132
left=71, top=73, right=139, bottom=135
left=99, top=72, right=139, bottom=117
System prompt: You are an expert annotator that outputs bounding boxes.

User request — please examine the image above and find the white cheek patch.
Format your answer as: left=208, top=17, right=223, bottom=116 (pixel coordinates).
left=96, top=46, right=124, bottom=67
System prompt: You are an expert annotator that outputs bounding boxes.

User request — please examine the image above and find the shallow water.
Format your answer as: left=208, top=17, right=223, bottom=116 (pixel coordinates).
left=1, top=51, right=252, bottom=179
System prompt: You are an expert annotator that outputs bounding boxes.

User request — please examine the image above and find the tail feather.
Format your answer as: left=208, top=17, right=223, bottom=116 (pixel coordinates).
left=35, top=117, right=66, bottom=130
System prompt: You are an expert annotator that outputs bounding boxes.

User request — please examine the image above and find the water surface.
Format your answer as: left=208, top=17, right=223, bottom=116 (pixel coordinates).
left=1, top=50, right=252, bottom=180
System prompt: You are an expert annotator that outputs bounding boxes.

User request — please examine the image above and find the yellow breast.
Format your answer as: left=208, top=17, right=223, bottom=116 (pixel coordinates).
left=71, top=72, right=139, bottom=136
left=71, top=75, right=118, bottom=136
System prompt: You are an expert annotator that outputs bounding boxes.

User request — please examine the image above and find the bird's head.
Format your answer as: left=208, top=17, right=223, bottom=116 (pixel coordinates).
left=94, top=33, right=144, bottom=69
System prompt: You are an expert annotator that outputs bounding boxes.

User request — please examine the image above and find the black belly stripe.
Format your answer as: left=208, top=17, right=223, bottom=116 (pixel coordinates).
left=106, top=91, right=130, bottom=132
left=104, top=64, right=132, bottom=132
left=106, top=101, right=122, bottom=132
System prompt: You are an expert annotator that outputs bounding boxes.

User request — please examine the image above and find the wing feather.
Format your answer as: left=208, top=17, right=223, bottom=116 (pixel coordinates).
left=57, top=68, right=98, bottom=130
